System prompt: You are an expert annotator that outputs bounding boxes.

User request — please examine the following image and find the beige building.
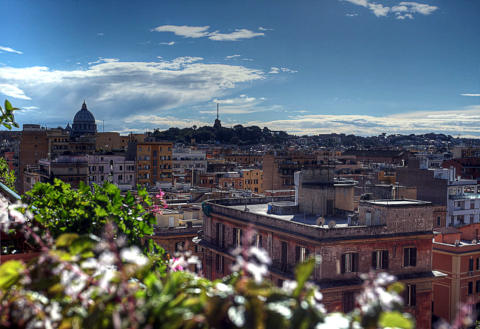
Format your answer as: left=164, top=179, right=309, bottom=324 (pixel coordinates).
left=136, top=142, right=173, bottom=186
left=96, top=132, right=146, bottom=152
left=242, top=169, right=263, bottom=193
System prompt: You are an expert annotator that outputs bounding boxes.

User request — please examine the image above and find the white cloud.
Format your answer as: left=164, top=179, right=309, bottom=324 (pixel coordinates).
left=22, top=106, right=39, bottom=110
left=462, top=94, right=480, bottom=97
left=152, top=25, right=265, bottom=41
left=160, top=41, right=175, bottom=46
left=392, top=1, right=437, bottom=19
left=269, top=67, right=297, bottom=74
left=345, top=0, right=368, bottom=7
left=0, top=84, right=31, bottom=100
left=197, top=94, right=280, bottom=115
left=225, top=54, right=241, bottom=60
left=343, top=0, right=437, bottom=19
left=269, top=67, right=280, bottom=74
left=97, top=32, right=104, bottom=36
left=152, top=25, right=211, bottom=38
left=258, top=26, right=274, bottom=31
left=0, top=57, right=264, bottom=130
left=87, top=57, right=119, bottom=65
left=346, top=13, right=359, bottom=17
left=368, top=3, right=390, bottom=17
left=124, top=114, right=209, bottom=129
left=0, top=46, right=23, bottom=55
left=398, top=1, right=438, bottom=15
left=208, top=29, right=264, bottom=41
left=280, top=67, right=297, bottom=73
left=244, top=106, right=480, bottom=136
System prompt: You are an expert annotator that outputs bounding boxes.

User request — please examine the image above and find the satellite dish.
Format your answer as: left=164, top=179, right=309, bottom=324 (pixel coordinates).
left=328, top=220, right=336, bottom=228
left=316, top=217, right=325, bottom=226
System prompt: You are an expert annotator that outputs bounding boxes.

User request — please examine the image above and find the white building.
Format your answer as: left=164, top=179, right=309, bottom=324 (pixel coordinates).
left=447, top=175, right=480, bottom=226
left=172, top=148, right=207, bottom=174
left=87, top=154, right=136, bottom=191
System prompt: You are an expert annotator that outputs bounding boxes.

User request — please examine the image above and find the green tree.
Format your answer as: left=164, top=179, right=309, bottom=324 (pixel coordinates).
left=0, top=158, right=15, bottom=191
left=22, top=179, right=161, bottom=249
left=0, top=100, right=19, bottom=191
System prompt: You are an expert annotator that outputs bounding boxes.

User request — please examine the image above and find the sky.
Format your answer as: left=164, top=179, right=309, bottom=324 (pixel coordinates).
left=0, top=0, right=479, bottom=136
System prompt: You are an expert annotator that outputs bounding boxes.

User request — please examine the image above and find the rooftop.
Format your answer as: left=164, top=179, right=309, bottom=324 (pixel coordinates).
left=228, top=203, right=351, bottom=228
left=362, top=199, right=431, bottom=207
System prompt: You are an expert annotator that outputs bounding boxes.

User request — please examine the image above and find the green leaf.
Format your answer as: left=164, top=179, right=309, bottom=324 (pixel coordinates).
left=94, top=206, right=108, bottom=217
left=387, top=282, right=405, bottom=294
left=56, top=233, right=79, bottom=247
left=379, top=311, right=414, bottom=329
left=4, top=99, right=12, bottom=111
left=293, top=257, right=315, bottom=297
left=70, top=235, right=96, bottom=255
left=0, top=260, right=25, bottom=289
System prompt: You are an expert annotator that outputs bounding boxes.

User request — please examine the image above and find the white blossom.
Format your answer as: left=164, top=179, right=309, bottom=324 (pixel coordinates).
left=120, top=246, right=148, bottom=266
left=316, top=313, right=350, bottom=329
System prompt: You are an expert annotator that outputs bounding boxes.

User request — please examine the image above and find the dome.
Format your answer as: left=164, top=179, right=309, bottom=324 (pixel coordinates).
left=71, top=101, right=97, bottom=137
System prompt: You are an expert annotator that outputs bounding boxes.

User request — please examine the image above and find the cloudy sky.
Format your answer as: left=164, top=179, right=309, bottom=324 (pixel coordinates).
left=0, top=0, right=479, bottom=136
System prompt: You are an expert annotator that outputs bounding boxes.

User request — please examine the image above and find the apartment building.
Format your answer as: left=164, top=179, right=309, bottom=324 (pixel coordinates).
left=172, top=148, right=207, bottom=174
left=397, top=163, right=480, bottom=227
left=136, top=142, right=173, bottom=186
left=199, top=196, right=441, bottom=329
left=242, top=169, right=263, bottom=193
left=87, top=154, right=136, bottom=190
left=433, top=224, right=480, bottom=322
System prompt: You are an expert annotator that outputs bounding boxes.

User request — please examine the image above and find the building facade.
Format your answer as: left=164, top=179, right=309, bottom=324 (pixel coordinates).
left=87, top=154, right=136, bottom=190
left=199, top=197, right=441, bottom=329
left=136, top=142, right=173, bottom=186
left=433, top=224, right=480, bottom=322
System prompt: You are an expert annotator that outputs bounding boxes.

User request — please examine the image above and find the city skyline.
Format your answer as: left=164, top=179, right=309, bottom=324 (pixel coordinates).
left=1, top=0, right=480, bottom=136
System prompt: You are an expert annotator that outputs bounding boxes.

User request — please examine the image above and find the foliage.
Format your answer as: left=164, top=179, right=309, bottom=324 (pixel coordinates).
left=150, top=125, right=291, bottom=146
left=0, top=100, right=19, bottom=130
left=0, top=100, right=18, bottom=191
left=0, top=201, right=424, bottom=329
left=0, top=158, right=16, bottom=191
left=3, top=192, right=478, bottom=328
left=21, top=179, right=164, bottom=250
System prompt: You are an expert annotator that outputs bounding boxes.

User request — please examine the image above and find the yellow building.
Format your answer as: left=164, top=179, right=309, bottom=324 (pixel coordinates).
left=242, top=169, right=263, bottom=193
left=96, top=132, right=146, bottom=151
left=136, top=142, right=173, bottom=186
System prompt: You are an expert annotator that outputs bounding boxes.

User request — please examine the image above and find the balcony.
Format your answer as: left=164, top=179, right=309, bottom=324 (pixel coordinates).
left=449, top=194, right=480, bottom=200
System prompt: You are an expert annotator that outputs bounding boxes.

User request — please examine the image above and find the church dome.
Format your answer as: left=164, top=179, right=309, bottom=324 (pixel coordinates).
left=71, top=101, right=97, bottom=137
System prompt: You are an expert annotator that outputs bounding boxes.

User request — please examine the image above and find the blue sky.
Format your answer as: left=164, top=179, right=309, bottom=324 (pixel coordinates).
left=0, top=0, right=479, bottom=136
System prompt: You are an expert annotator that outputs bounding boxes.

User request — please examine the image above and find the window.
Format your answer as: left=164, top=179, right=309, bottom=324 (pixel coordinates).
left=469, top=258, right=474, bottom=272
left=168, top=217, right=174, bottom=228
left=255, top=234, right=262, bottom=248
left=477, top=258, right=480, bottom=271
left=403, top=247, right=417, bottom=267
left=404, top=284, right=416, bottom=307
left=437, top=216, right=441, bottom=226
left=233, top=228, right=242, bottom=248
left=476, top=281, right=480, bottom=293
left=343, top=291, right=355, bottom=313
left=281, top=241, right=288, bottom=269
left=372, top=250, right=389, bottom=270
left=216, top=254, right=224, bottom=274
left=295, top=246, right=309, bottom=263
left=468, top=281, right=473, bottom=295
left=216, top=223, right=225, bottom=248
left=341, top=253, right=359, bottom=273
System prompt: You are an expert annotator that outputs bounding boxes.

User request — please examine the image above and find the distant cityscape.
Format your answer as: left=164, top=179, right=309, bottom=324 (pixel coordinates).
left=3, top=100, right=480, bottom=327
